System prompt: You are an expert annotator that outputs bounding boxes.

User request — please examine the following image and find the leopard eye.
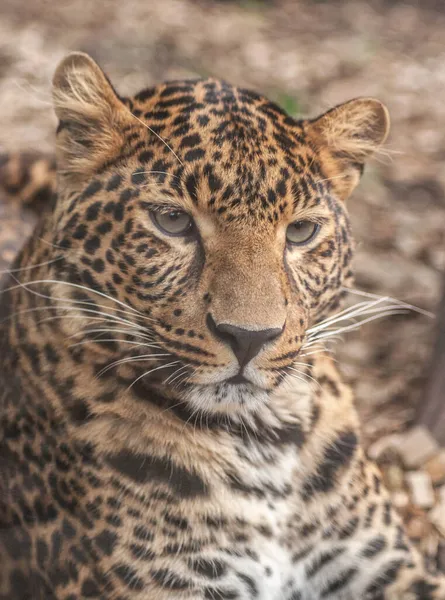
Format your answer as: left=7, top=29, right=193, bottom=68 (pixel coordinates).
left=286, top=221, right=319, bottom=245
left=151, top=210, right=194, bottom=236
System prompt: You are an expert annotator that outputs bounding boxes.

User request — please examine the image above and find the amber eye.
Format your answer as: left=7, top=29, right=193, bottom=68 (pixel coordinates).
left=286, top=221, right=319, bottom=245
left=151, top=210, right=194, bottom=236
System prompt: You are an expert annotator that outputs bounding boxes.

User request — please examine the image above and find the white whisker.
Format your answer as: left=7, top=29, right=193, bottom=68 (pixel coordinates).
left=33, top=309, right=150, bottom=334
left=3, top=279, right=151, bottom=331
left=126, top=109, right=184, bottom=166
left=288, top=366, right=321, bottom=389
left=68, top=327, right=153, bottom=341
left=0, top=256, right=63, bottom=275
left=70, top=339, right=157, bottom=349
left=96, top=353, right=170, bottom=378
left=341, top=286, right=434, bottom=318
left=309, top=309, right=409, bottom=342
left=308, top=297, right=389, bottom=334
left=126, top=361, right=180, bottom=391
left=138, top=171, right=185, bottom=183
left=4, top=277, right=149, bottom=320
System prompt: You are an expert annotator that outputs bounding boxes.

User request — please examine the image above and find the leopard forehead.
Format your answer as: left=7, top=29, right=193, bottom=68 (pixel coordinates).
left=102, top=77, right=325, bottom=224
left=131, top=79, right=313, bottom=193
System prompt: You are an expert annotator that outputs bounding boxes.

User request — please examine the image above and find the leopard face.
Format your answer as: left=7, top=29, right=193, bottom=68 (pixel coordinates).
left=44, top=53, right=388, bottom=413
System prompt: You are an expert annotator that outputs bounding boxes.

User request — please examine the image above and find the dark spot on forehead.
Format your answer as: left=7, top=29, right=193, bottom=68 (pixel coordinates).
left=106, top=173, right=123, bottom=191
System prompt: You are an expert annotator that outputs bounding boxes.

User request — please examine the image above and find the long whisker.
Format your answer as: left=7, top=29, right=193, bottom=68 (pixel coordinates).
left=33, top=306, right=150, bottom=334
left=96, top=353, right=170, bottom=378
left=2, top=306, right=149, bottom=342
left=313, top=173, right=350, bottom=185
left=34, top=312, right=139, bottom=327
left=2, top=279, right=151, bottom=331
left=70, top=339, right=158, bottom=349
left=341, top=286, right=434, bottom=318
left=164, top=365, right=189, bottom=386
left=126, top=361, right=180, bottom=392
left=126, top=108, right=184, bottom=166
left=36, top=307, right=149, bottom=331
left=307, top=303, right=417, bottom=339
left=138, top=171, right=186, bottom=183
left=171, top=366, right=198, bottom=391
left=0, top=256, right=64, bottom=275
left=309, top=309, right=410, bottom=342
left=309, top=289, right=434, bottom=341
left=4, top=277, right=149, bottom=320
left=287, top=370, right=312, bottom=389
left=67, top=326, right=153, bottom=341
left=288, top=366, right=321, bottom=389
left=308, top=298, right=391, bottom=334
left=307, top=300, right=379, bottom=333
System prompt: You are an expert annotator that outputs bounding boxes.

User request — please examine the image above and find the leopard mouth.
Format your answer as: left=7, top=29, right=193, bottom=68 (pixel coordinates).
left=225, top=373, right=249, bottom=385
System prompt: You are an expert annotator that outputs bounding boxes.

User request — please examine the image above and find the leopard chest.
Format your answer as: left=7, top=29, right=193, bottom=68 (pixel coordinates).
left=111, top=445, right=308, bottom=598
left=186, top=492, right=304, bottom=600
left=186, top=452, right=307, bottom=599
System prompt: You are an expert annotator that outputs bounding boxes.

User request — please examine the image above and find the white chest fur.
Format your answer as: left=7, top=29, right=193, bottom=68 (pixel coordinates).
left=211, top=465, right=303, bottom=599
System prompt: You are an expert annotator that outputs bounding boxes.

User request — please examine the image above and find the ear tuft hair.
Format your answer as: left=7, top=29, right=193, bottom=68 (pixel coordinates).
left=52, top=52, right=130, bottom=187
left=307, top=98, right=390, bottom=200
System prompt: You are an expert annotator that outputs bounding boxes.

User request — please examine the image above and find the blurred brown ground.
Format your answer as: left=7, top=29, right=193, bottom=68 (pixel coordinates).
left=0, top=0, right=444, bottom=444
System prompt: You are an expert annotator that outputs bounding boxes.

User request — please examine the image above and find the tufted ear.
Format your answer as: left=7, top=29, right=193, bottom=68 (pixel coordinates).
left=52, top=52, right=131, bottom=188
left=306, top=98, right=390, bottom=200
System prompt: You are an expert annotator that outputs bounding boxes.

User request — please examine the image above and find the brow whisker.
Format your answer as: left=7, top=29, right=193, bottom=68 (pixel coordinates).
left=126, top=108, right=184, bottom=167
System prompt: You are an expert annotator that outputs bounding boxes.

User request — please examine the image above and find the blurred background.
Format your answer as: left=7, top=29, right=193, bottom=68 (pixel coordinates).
left=1, top=0, right=445, bottom=441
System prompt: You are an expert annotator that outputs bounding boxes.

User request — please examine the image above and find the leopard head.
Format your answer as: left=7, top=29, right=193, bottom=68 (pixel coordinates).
left=45, top=52, right=389, bottom=413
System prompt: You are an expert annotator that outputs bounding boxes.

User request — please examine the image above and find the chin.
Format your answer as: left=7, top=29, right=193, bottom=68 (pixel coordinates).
left=183, top=380, right=272, bottom=414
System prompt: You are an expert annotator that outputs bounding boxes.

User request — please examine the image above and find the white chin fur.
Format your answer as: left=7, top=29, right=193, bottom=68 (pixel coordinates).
left=184, top=381, right=271, bottom=414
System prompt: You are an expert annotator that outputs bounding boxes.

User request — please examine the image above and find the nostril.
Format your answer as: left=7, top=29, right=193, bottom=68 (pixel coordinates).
left=206, top=313, right=284, bottom=367
left=206, top=313, right=221, bottom=340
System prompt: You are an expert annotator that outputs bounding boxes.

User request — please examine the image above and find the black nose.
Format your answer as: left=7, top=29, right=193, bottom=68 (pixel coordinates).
left=207, top=314, right=283, bottom=368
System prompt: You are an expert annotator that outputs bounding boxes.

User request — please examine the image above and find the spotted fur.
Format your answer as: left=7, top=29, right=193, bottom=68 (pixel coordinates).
left=0, top=52, right=444, bottom=599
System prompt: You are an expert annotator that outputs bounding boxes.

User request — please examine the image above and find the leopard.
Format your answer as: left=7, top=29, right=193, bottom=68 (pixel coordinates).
left=0, top=51, right=444, bottom=600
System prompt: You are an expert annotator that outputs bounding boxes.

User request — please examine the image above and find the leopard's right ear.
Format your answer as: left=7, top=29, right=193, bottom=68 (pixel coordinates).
left=52, top=52, right=133, bottom=188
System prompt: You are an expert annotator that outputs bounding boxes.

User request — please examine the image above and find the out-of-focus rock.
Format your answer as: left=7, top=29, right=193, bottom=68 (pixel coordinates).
left=385, top=464, right=405, bottom=491
left=430, top=502, right=445, bottom=537
left=407, top=515, right=430, bottom=541
left=392, top=490, right=410, bottom=511
left=367, top=434, right=403, bottom=462
left=425, top=452, right=445, bottom=487
left=396, top=426, right=439, bottom=469
left=406, top=471, right=435, bottom=509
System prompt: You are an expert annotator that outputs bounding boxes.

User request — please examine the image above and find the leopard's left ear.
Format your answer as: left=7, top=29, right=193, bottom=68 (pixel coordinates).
left=306, top=98, right=390, bottom=200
